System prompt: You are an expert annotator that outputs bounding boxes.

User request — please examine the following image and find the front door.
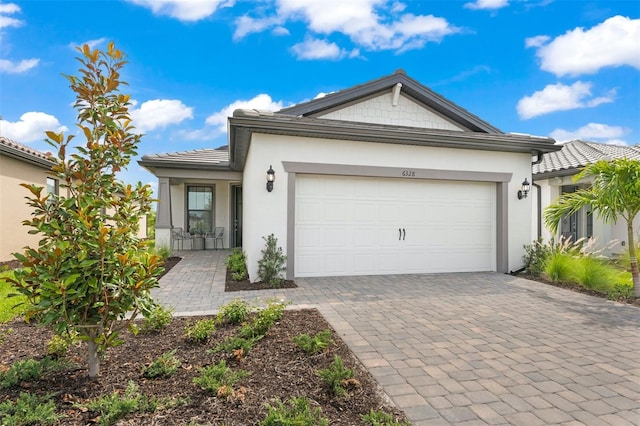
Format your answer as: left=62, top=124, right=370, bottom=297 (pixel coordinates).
left=231, top=185, right=243, bottom=248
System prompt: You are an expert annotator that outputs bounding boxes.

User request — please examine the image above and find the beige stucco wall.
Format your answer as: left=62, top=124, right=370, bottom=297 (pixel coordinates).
left=0, top=155, right=51, bottom=262
left=318, top=92, right=465, bottom=131
left=242, top=133, right=533, bottom=280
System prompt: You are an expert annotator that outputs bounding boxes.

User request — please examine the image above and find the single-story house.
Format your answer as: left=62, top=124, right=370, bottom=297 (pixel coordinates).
left=532, top=139, right=640, bottom=254
left=0, top=136, right=57, bottom=262
left=139, top=70, right=560, bottom=280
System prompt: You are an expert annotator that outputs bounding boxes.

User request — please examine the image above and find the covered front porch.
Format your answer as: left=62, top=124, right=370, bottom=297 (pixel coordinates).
left=139, top=147, right=244, bottom=251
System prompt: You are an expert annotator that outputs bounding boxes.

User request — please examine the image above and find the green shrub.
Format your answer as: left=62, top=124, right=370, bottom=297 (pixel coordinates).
left=216, top=299, right=251, bottom=325
left=573, top=257, right=620, bottom=292
left=317, top=355, right=357, bottom=397
left=239, top=300, right=287, bottom=339
left=142, top=350, right=180, bottom=379
left=0, top=392, right=61, bottom=425
left=156, top=245, right=172, bottom=261
left=226, top=248, right=248, bottom=281
left=544, top=253, right=578, bottom=283
left=293, top=329, right=333, bottom=354
left=362, top=409, right=412, bottom=426
left=184, top=319, right=216, bottom=343
left=1, top=357, right=69, bottom=389
left=257, top=234, right=287, bottom=287
left=46, top=331, right=78, bottom=358
left=82, top=381, right=168, bottom=425
left=142, top=304, right=174, bottom=332
left=260, top=396, right=329, bottom=426
left=522, top=238, right=550, bottom=276
left=193, top=360, right=250, bottom=397
left=213, top=336, right=255, bottom=356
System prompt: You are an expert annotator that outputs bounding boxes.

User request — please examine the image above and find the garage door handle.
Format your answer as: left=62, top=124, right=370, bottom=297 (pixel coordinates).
left=402, top=228, right=406, bottom=240
left=399, top=228, right=402, bottom=240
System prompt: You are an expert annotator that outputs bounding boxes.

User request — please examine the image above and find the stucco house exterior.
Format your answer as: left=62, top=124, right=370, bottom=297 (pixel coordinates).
left=532, top=140, right=640, bottom=254
left=0, top=136, right=57, bottom=262
left=140, top=70, right=560, bottom=280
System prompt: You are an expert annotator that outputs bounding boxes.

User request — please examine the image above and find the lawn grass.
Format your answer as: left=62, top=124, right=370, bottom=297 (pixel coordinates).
left=0, top=270, right=29, bottom=323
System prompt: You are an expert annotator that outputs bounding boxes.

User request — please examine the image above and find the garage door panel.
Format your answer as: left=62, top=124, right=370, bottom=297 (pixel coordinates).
left=296, top=175, right=495, bottom=277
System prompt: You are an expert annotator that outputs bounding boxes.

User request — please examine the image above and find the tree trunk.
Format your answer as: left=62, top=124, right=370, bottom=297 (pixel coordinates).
left=88, top=337, right=100, bottom=379
left=628, top=220, right=640, bottom=298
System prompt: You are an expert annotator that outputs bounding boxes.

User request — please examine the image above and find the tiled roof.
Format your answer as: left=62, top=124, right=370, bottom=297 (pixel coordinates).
left=139, top=146, right=230, bottom=169
left=0, top=136, right=55, bottom=168
left=533, top=140, right=640, bottom=177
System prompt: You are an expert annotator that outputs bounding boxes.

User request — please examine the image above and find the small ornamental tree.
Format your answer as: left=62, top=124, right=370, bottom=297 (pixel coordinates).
left=9, top=43, right=163, bottom=378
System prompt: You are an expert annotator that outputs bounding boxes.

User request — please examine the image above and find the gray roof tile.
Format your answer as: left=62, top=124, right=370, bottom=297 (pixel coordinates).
left=140, top=146, right=229, bottom=167
left=0, top=136, right=56, bottom=168
left=533, top=140, right=640, bottom=177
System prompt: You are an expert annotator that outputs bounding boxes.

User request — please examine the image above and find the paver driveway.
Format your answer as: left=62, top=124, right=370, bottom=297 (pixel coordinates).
left=154, top=251, right=640, bottom=425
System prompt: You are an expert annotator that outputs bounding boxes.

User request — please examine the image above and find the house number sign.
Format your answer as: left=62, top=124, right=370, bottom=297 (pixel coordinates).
left=401, top=170, right=416, bottom=177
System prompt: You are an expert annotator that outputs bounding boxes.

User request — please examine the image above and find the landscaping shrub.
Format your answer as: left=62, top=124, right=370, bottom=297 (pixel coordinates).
left=142, top=350, right=180, bottom=379
left=0, top=392, right=61, bottom=425
left=239, top=300, right=287, bottom=339
left=1, top=357, right=69, bottom=389
left=317, top=355, right=358, bottom=397
left=226, top=248, right=248, bottom=281
left=141, top=304, right=174, bottom=332
left=216, top=298, right=251, bottom=325
left=522, top=238, right=550, bottom=276
left=184, top=319, right=216, bottom=343
left=293, top=329, right=333, bottom=354
left=261, top=396, right=329, bottom=426
left=193, top=360, right=249, bottom=399
left=257, top=234, right=286, bottom=287
left=544, top=253, right=578, bottom=283
left=362, top=409, right=412, bottom=426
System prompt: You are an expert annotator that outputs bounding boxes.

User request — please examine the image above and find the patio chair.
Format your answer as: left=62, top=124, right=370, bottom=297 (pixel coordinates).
left=213, top=227, right=224, bottom=249
left=171, top=228, right=186, bottom=251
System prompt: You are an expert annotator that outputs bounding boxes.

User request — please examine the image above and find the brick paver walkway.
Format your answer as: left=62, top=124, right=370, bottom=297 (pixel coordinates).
left=153, top=250, right=640, bottom=425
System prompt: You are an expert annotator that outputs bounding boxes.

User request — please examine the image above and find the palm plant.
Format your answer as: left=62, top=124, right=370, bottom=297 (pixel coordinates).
left=543, top=158, right=640, bottom=297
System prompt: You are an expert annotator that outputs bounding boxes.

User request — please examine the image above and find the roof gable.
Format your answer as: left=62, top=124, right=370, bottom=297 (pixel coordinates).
left=278, top=69, right=501, bottom=134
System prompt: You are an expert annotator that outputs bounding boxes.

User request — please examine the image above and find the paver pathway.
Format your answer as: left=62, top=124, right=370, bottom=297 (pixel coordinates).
left=153, top=250, right=640, bottom=425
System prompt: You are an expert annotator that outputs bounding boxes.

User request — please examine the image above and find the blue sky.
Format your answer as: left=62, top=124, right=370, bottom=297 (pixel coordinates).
left=1, top=0, right=638, bottom=188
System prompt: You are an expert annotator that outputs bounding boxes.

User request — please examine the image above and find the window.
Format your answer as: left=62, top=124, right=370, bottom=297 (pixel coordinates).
left=187, top=186, right=213, bottom=234
left=46, top=177, right=58, bottom=196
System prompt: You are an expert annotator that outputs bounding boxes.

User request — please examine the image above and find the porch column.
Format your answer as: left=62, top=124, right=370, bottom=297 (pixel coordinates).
left=155, top=177, right=172, bottom=250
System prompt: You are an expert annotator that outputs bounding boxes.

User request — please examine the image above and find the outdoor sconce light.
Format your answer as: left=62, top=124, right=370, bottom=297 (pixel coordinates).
left=517, top=178, right=530, bottom=200
left=266, top=165, right=275, bottom=192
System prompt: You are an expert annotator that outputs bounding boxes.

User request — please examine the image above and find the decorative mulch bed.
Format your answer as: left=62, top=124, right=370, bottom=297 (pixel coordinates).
left=225, top=269, right=298, bottom=292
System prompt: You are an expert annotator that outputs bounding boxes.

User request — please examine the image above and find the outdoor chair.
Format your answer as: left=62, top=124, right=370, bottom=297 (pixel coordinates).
left=213, top=227, right=224, bottom=249
left=171, top=228, right=185, bottom=251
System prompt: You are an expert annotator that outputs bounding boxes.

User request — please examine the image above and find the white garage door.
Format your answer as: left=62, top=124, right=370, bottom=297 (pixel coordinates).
left=295, top=174, right=496, bottom=277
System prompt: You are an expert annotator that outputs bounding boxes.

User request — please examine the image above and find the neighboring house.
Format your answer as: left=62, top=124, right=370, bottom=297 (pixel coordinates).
left=140, top=70, right=560, bottom=280
left=0, top=136, right=148, bottom=263
left=532, top=140, right=640, bottom=253
left=0, top=136, right=57, bottom=262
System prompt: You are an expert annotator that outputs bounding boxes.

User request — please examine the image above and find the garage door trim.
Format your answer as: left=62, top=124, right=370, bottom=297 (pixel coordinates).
left=283, top=162, right=512, bottom=279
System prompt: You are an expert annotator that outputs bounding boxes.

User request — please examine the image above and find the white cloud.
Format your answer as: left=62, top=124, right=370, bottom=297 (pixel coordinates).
left=205, top=94, right=286, bottom=133
left=529, top=15, right=640, bottom=76
left=290, top=37, right=358, bottom=60
left=69, top=37, right=107, bottom=50
left=234, top=0, right=460, bottom=56
left=130, top=99, right=193, bottom=133
left=550, top=123, right=629, bottom=144
left=0, top=2, right=23, bottom=30
left=464, top=0, right=509, bottom=11
left=517, top=81, right=615, bottom=119
left=0, top=57, right=38, bottom=73
left=127, top=0, right=234, bottom=22
left=1, top=112, right=68, bottom=143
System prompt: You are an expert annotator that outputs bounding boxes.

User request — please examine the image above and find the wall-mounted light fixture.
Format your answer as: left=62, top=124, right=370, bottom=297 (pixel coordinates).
left=266, top=165, right=275, bottom=192
left=517, top=178, right=530, bottom=200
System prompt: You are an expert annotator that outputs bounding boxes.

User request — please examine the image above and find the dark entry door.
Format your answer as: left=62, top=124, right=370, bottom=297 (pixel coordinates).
left=231, top=185, right=243, bottom=247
